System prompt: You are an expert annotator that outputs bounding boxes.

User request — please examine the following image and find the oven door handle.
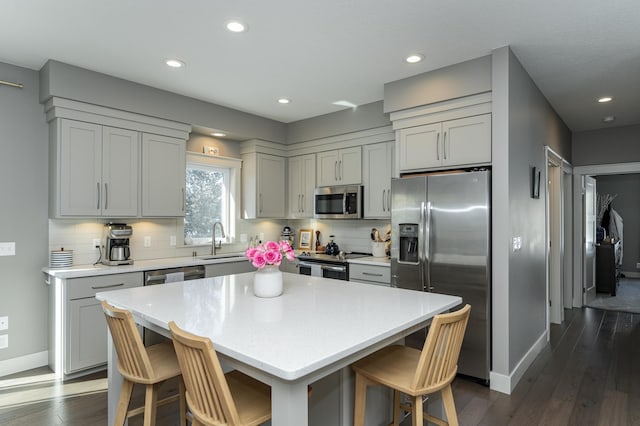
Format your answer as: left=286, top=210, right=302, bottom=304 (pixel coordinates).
left=321, top=265, right=347, bottom=273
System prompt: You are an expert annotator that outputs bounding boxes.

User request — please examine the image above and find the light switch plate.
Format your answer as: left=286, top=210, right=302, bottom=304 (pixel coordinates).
left=144, top=236, right=151, bottom=247
left=0, top=335, right=7, bottom=349
left=512, top=236, right=522, bottom=252
left=0, top=316, right=7, bottom=331
left=170, top=236, right=176, bottom=246
left=0, top=242, right=16, bottom=256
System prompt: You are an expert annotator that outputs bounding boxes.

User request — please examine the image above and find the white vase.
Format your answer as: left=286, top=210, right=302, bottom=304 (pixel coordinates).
left=253, top=265, right=283, bottom=298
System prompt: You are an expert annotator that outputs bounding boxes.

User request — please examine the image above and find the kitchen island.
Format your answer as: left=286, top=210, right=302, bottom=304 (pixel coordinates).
left=96, top=271, right=461, bottom=426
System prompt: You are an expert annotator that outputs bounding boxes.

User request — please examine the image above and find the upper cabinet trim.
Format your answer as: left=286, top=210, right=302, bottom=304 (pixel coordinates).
left=44, top=97, right=191, bottom=140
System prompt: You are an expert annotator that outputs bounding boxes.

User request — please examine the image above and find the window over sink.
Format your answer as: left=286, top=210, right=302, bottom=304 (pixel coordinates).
left=181, top=152, right=241, bottom=246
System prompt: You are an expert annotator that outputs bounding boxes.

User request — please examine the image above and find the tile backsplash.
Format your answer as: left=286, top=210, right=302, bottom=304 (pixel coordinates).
left=49, top=217, right=390, bottom=266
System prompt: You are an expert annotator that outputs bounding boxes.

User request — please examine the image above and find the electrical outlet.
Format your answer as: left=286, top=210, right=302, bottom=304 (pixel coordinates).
left=512, top=236, right=522, bottom=252
left=259, top=233, right=265, bottom=242
left=240, top=234, right=247, bottom=243
left=0, top=242, right=16, bottom=256
left=0, top=316, right=7, bottom=331
left=170, top=236, right=176, bottom=246
left=144, top=236, right=151, bottom=247
left=92, top=238, right=101, bottom=248
left=0, top=335, right=7, bottom=349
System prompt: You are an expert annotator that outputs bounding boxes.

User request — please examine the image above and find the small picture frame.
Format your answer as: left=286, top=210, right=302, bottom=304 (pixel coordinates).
left=298, top=229, right=313, bottom=250
left=531, top=166, right=541, bottom=199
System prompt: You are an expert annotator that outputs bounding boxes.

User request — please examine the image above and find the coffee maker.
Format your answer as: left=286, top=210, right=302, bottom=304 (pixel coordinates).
left=102, top=223, right=133, bottom=266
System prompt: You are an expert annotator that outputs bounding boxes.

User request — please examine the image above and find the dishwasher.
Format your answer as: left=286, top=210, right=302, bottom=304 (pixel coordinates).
left=143, top=265, right=205, bottom=346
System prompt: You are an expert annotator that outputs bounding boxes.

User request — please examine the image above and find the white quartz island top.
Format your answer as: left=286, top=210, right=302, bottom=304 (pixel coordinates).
left=96, top=272, right=459, bottom=380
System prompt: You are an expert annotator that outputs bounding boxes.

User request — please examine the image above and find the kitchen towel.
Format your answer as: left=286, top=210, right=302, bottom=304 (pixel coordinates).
left=165, top=272, right=185, bottom=283
left=311, top=264, right=322, bottom=277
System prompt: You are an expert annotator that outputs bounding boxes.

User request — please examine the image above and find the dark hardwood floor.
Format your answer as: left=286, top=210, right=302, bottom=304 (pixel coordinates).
left=1, top=307, right=639, bottom=425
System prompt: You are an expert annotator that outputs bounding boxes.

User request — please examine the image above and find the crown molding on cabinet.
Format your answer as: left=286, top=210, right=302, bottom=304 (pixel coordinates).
left=44, top=97, right=192, bottom=140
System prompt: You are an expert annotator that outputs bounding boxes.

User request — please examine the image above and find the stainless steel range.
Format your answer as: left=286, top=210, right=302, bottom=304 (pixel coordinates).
left=297, top=252, right=369, bottom=281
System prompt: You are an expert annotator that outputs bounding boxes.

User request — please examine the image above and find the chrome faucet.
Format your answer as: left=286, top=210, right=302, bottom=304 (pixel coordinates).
left=211, top=221, right=225, bottom=255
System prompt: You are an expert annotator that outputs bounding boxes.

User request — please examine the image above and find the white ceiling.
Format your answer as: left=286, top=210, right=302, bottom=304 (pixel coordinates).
left=1, top=0, right=639, bottom=132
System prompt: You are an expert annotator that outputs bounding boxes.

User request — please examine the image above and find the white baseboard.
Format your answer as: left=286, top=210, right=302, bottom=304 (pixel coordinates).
left=489, top=330, right=548, bottom=395
left=0, top=351, right=49, bottom=378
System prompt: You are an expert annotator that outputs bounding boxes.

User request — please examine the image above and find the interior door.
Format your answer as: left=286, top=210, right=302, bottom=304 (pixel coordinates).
left=583, top=176, right=597, bottom=304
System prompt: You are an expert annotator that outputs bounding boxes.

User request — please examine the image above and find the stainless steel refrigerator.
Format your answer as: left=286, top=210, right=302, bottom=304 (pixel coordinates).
left=391, top=170, right=491, bottom=382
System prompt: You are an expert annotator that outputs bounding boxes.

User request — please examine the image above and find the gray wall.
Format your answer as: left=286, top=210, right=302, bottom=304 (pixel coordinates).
left=40, top=60, right=287, bottom=143
left=383, top=55, right=492, bottom=113
left=595, top=174, right=640, bottom=274
left=491, top=47, right=572, bottom=379
left=286, top=100, right=390, bottom=144
left=0, top=62, right=49, bottom=364
left=572, top=124, right=640, bottom=166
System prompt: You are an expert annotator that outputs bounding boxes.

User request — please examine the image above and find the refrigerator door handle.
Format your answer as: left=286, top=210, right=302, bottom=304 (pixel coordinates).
left=424, top=201, right=432, bottom=291
left=419, top=201, right=426, bottom=289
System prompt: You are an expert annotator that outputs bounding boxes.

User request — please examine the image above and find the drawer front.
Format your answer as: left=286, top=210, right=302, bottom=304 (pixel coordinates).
left=66, top=272, right=143, bottom=300
left=349, top=264, right=390, bottom=284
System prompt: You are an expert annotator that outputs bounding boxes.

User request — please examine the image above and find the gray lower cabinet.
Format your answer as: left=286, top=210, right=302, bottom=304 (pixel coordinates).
left=55, top=272, right=143, bottom=377
left=349, top=263, right=391, bottom=286
left=205, top=261, right=255, bottom=277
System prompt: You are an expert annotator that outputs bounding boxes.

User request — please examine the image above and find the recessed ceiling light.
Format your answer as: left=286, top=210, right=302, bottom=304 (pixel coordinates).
left=211, top=132, right=226, bottom=137
left=602, top=116, right=616, bottom=123
left=226, top=20, right=247, bottom=33
left=598, top=96, right=613, bottom=103
left=278, top=98, right=291, bottom=104
left=165, top=59, right=185, bottom=68
left=405, top=54, right=424, bottom=64
left=332, top=100, right=358, bottom=108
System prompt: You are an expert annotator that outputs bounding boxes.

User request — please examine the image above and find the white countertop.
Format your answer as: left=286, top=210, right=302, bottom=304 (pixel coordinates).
left=96, top=272, right=460, bottom=381
left=347, top=256, right=390, bottom=266
left=42, top=253, right=248, bottom=278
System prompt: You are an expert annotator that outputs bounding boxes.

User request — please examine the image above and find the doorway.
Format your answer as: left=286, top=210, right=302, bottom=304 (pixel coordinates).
left=572, top=161, right=640, bottom=307
left=545, top=147, right=572, bottom=325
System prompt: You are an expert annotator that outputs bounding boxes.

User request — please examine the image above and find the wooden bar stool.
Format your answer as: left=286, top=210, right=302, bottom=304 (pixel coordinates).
left=352, top=304, right=471, bottom=426
left=102, top=300, right=186, bottom=426
left=168, top=320, right=272, bottom=426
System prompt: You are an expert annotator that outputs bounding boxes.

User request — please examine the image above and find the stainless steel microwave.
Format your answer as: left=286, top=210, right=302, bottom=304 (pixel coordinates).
left=314, top=185, right=363, bottom=219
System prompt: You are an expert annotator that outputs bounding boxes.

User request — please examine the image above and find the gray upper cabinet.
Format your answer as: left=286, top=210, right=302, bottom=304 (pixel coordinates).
left=316, top=146, right=362, bottom=186
left=54, top=119, right=139, bottom=217
left=288, top=154, right=315, bottom=218
left=398, top=113, right=491, bottom=173
left=363, top=142, right=394, bottom=218
left=141, top=133, right=186, bottom=217
left=242, top=152, right=286, bottom=218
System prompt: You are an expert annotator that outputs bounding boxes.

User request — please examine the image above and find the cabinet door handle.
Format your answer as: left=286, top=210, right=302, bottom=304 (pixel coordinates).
left=259, top=193, right=263, bottom=213
left=382, top=189, right=386, bottom=211
left=443, top=131, right=447, bottom=160
left=339, top=160, right=342, bottom=180
left=91, top=282, right=124, bottom=290
left=334, top=161, right=338, bottom=181
left=436, top=133, right=440, bottom=161
left=181, top=188, right=185, bottom=212
left=298, top=194, right=302, bottom=213
left=387, top=188, right=391, bottom=212
left=301, top=194, right=304, bottom=213
left=362, top=272, right=383, bottom=277
left=104, top=183, right=108, bottom=210
left=96, top=182, right=100, bottom=210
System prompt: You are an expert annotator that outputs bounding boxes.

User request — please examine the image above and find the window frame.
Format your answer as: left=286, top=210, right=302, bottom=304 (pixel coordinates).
left=180, top=152, right=241, bottom=247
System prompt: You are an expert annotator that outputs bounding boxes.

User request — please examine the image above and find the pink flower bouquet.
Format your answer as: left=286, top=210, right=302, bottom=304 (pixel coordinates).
left=245, top=240, right=296, bottom=269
